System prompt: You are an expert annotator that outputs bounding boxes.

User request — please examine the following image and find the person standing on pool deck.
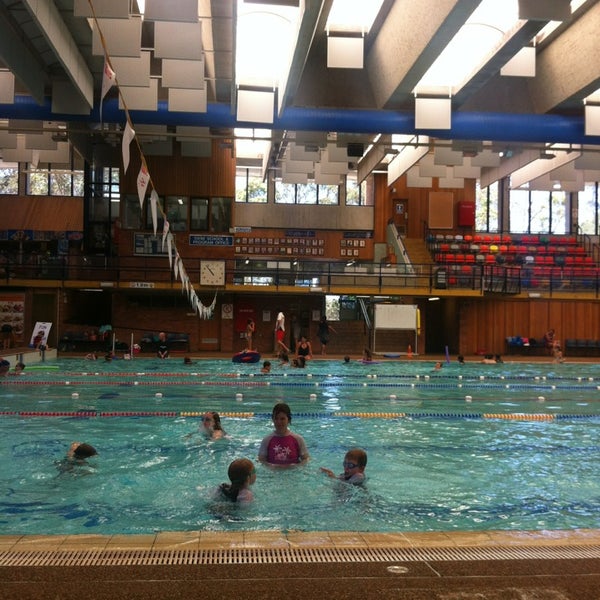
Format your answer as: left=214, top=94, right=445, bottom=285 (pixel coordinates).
left=258, top=402, right=309, bottom=468
left=275, top=310, right=290, bottom=354
left=317, top=315, right=336, bottom=355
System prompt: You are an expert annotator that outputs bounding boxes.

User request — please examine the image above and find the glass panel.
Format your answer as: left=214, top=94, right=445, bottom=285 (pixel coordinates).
left=550, top=190, right=567, bottom=234
left=235, top=168, right=267, bottom=203
left=275, top=181, right=295, bottom=203
left=318, top=184, right=339, bottom=205
left=190, top=197, right=209, bottom=230
left=210, top=197, right=232, bottom=233
left=27, top=167, right=49, bottom=195
left=49, top=171, right=72, bottom=196
left=297, top=182, right=317, bottom=204
left=122, top=194, right=143, bottom=229
left=346, top=174, right=361, bottom=205
left=166, top=196, right=188, bottom=231
left=530, top=190, right=550, bottom=233
left=578, top=183, right=597, bottom=235
left=0, top=162, right=19, bottom=194
left=509, top=189, right=529, bottom=233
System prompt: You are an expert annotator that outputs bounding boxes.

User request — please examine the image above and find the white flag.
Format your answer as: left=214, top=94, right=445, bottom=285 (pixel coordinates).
left=162, top=220, right=170, bottom=250
left=100, top=58, right=116, bottom=122
left=136, top=163, right=150, bottom=210
left=150, top=190, right=159, bottom=235
left=122, top=122, right=136, bottom=174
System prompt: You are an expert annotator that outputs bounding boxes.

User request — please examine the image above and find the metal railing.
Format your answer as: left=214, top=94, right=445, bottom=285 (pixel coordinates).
left=1, top=253, right=599, bottom=297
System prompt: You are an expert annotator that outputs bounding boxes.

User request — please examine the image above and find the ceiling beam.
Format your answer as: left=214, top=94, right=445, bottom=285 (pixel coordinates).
left=529, top=0, right=600, bottom=113
left=368, top=0, right=480, bottom=110
left=22, top=0, right=94, bottom=109
left=0, top=3, right=45, bottom=104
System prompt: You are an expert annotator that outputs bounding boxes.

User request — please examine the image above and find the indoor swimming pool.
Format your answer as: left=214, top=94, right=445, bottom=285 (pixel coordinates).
left=0, top=357, right=599, bottom=536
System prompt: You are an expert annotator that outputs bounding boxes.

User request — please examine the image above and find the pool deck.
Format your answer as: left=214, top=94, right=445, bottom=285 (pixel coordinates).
left=2, top=350, right=600, bottom=598
left=1, top=528, right=599, bottom=599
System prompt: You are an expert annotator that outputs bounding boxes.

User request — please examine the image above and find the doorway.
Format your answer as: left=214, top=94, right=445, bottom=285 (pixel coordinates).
left=393, top=198, right=408, bottom=236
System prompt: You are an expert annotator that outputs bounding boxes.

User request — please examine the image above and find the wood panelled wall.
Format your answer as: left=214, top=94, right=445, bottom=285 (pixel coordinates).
left=458, top=298, right=600, bottom=356
left=374, top=174, right=477, bottom=240
left=121, top=139, right=236, bottom=198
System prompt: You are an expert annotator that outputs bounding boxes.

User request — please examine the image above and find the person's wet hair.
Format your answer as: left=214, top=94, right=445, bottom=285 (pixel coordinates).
left=272, top=402, right=292, bottom=423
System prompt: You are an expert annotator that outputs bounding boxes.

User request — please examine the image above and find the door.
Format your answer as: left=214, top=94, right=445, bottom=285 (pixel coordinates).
left=393, top=199, right=408, bottom=235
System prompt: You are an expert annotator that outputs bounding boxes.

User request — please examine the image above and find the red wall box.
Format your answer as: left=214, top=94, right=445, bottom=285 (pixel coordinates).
left=457, top=201, right=475, bottom=227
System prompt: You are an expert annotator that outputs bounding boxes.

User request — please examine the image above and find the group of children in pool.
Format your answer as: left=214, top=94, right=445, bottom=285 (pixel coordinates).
left=68, top=402, right=367, bottom=506
left=202, top=402, right=367, bottom=504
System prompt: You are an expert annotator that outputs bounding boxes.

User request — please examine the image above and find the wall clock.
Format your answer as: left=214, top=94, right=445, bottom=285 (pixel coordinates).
left=200, top=260, right=225, bottom=286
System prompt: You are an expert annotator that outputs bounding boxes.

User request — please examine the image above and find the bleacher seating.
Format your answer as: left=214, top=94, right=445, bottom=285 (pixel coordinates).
left=427, top=232, right=598, bottom=291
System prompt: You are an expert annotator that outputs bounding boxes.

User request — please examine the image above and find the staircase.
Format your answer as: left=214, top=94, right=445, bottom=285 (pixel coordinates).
left=401, top=238, right=435, bottom=267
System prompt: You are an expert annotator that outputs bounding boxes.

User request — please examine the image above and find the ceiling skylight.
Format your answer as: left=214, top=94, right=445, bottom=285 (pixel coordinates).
left=236, top=0, right=301, bottom=88
left=326, top=0, right=385, bottom=33
left=414, top=0, right=519, bottom=95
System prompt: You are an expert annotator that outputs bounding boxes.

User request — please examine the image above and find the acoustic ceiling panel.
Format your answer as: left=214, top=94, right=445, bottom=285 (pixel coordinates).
left=144, top=0, right=198, bottom=22
left=118, top=78, right=158, bottom=111
left=74, top=0, right=130, bottom=19
left=162, top=58, right=205, bottom=89
left=92, top=17, right=142, bottom=57
left=110, top=52, right=151, bottom=87
left=154, top=22, right=203, bottom=60
left=168, top=88, right=207, bottom=113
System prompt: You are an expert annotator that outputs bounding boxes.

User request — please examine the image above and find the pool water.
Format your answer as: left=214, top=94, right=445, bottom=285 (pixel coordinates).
left=1, top=358, right=599, bottom=535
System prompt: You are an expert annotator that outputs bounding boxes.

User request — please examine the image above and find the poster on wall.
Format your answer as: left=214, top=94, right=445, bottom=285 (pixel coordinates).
left=0, top=293, right=25, bottom=344
left=30, top=322, right=52, bottom=348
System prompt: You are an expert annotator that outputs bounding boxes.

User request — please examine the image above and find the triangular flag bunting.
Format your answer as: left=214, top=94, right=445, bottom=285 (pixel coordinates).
left=136, top=163, right=150, bottom=210
left=122, top=122, right=136, bottom=174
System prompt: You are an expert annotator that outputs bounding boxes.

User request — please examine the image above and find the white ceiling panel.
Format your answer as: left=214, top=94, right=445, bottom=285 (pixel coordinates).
left=24, top=132, right=57, bottom=150
left=168, top=88, right=207, bottom=113
left=406, top=166, right=432, bottom=188
left=92, top=17, right=142, bottom=57
left=118, top=79, right=158, bottom=111
left=110, top=52, right=151, bottom=87
left=144, top=0, right=198, bottom=22
left=74, top=0, right=130, bottom=19
left=434, top=146, right=464, bottom=166
left=453, top=158, right=481, bottom=179
left=162, top=59, right=205, bottom=89
left=419, top=154, right=447, bottom=177
left=154, top=22, right=203, bottom=60
left=288, top=143, right=319, bottom=162
left=0, top=72, right=15, bottom=104
left=314, top=163, right=343, bottom=185
left=471, top=149, right=501, bottom=167
left=175, top=126, right=210, bottom=141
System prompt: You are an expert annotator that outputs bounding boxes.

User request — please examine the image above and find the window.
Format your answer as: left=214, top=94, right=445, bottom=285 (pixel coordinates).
left=27, top=167, right=49, bottom=195
left=274, top=181, right=339, bottom=204
left=475, top=180, right=499, bottom=232
left=509, top=189, right=529, bottom=233
left=210, top=197, right=232, bottom=233
left=27, top=162, right=85, bottom=196
left=191, top=197, right=209, bottom=230
left=508, top=188, right=568, bottom=234
left=235, top=167, right=267, bottom=203
left=0, top=162, right=18, bottom=194
left=122, top=194, right=143, bottom=229
left=578, top=183, right=598, bottom=235
left=346, top=174, right=367, bottom=205
left=166, top=196, right=188, bottom=231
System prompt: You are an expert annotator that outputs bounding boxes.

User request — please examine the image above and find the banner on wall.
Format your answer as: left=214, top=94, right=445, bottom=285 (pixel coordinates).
left=30, top=322, right=52, bottom=348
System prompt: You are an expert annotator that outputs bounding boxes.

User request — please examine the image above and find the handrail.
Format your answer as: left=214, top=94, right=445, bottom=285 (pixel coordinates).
left=358, top=297, right=371, bottom=330
left=1, top=252, right=599, bottom=298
